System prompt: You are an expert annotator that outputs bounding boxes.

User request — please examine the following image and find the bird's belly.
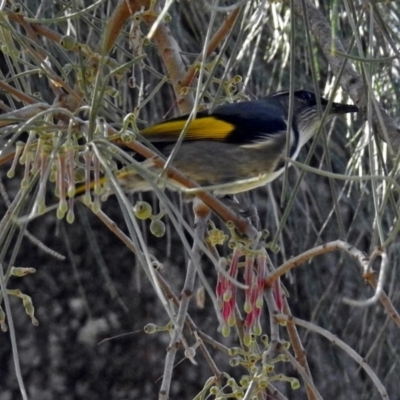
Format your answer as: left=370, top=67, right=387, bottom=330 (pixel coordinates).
left=168, top=142, right=284, bottom=195
left=211, top=169, right=284, bottom=195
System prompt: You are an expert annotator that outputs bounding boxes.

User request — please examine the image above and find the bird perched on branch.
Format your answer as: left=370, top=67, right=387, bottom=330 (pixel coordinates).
left=79, top=90, right=358, bottom=198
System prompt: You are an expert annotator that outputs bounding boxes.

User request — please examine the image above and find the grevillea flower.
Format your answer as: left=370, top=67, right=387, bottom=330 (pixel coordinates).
left=244, top=252, right=267, bottom=337
left=216, top=248, right=241, bottom=336
left=217, top=248, right=272, bottom=338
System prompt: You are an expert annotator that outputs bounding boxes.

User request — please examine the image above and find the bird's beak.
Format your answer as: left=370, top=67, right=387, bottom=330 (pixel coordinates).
left=330, top=102, right=358, bottom=115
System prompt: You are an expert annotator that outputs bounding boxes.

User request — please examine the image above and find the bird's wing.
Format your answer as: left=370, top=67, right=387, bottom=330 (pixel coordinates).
left=140, top=99, right=288, bottom=145
left=140, top=113, right=236, bottom=142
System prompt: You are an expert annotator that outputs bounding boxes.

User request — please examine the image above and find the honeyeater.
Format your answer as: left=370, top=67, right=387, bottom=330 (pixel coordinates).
left=81, top=90, right=358, bottom=197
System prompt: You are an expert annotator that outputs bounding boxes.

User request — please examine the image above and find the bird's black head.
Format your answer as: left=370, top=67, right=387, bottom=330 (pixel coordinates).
left=269, top=89, right=358, bottom=115
left=267, top=89, right=358, bottom=147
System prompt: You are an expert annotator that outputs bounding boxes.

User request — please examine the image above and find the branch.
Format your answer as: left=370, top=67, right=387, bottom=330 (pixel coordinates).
left=283, top=299, right=320, bottom=400
left=180, top=8, right=241, bottom=90
left=265, top=240, right=369, bottom=287
left=275, top=314, right=389, bottom=399
left=159, top=201, right=210, bottom=400
left=290, top=0, right=400, bottom=151
left=266, top=239, right=400, bottom=332
left=103, top=0, right=194, bottom=113
left=114, top=137, right=258, bottom=238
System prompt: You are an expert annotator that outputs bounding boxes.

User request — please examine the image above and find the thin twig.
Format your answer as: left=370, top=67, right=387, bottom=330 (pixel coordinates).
left=156, top=273, right=225, bottom=377
left=159, top=200, right=210, bottom=400
left=180, top=8, right=241, bottom=90
left=365, top=272, right=400, bottom=330
left=0, top=263, right=28, bottom=400
left=289, top=0, right=400, bottom=151
left=283, top=298, right=319, bottom=400
left=265, top=240, right=369, bottom=286
left=279, top=346, right=322, bottom=400
left=102, top=0, right=194, bottom=113
left=343, top=248, right=388, bottom=307
left=115, top=137, right=258, bottom=238
left=275, top=314, right=390, bottom=399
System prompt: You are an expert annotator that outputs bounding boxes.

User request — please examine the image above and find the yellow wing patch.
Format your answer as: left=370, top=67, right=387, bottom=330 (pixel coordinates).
left=140, top=116, right=235, bottom=141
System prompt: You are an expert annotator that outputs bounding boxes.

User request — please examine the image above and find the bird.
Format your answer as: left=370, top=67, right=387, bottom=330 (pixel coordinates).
left=78, top=90, right=358, bottom=198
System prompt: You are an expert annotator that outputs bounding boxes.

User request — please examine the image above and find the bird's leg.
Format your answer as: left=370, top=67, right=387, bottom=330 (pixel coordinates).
left=220, top=195, right=260, bottom=230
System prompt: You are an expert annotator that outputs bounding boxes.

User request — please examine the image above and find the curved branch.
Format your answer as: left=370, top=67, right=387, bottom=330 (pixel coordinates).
left=276, top=314, right=389, bottom=400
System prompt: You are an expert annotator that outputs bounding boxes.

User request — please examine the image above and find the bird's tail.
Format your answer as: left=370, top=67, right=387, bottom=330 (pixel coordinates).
left=70, top=159, right=171, bottom=200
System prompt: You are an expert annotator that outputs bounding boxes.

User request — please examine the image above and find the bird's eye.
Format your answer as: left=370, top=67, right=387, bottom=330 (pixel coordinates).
left=296, top=90, right=316, bottom=104
left=303, top=91, right=314, bottom=101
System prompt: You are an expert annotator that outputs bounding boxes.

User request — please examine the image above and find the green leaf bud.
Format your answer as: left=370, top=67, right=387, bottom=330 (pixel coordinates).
left=144, top=323, right=157, bottom=334
left=290, top=378, right=300, bottom=390
left=60, top=35, right=77, bottom=51
left=150, top=219, right=166, bottom=238
left=133, top=201, right=152, bottom=220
